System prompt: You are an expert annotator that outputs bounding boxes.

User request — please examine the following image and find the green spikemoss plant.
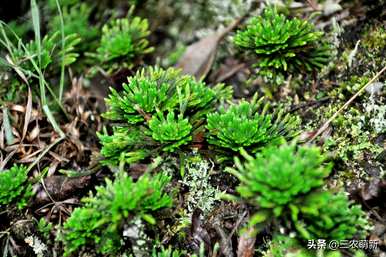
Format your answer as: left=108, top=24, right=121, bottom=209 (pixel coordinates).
left=4, top=31, right=80, bottom=76
left=92, top=16, right=154, bottom=75
left=227, top=143, right=331, bottom=223
left=292, top=191, right=369, bottom=240
left=0, top=164, right=33, bottom=210
left=234, top=6, right=331, bottom=84
left=206, top=95, right=299, bottom=159
left=151, top=245, right=188, bottom=257
left=61, top=171, right=172, bottom=256
left=48, top=3, right=98, bottom=52
left=99, top=66, right=232, bottom=166
left=148, top=112, right=192, bottom=151
left=226, top=142, right=369, bottom=245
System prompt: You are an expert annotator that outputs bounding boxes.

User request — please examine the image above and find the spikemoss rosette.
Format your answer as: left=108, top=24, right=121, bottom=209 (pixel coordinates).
left=292, top=192, right=369, bottom=240
left=94, top=16, right=153, bottom=74
left=234, top=6, right=331, bottom=84
left=148, top=112, right=192, bottom=151
left=227, top=144, right=331, bottom=220
left=206, top=96, right=298, bottom=156
left=11, top=32, right=80, bottom=73
left=99, top=67, right=232, bottom=166
left=62, top=172, right=172, bottom=255
left=0, top=164, right=33, bottom=209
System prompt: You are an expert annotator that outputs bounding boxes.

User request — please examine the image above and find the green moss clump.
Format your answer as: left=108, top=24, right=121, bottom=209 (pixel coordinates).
left=206, top=96, right=299, bottom=158
left=292, top=192, right=369, bottom=240
left=148, top=112, right=192, bottom=151
left=226, top=141, right=369, bottom=252
left=0, top=164, right=33, bottom=210
left=93, top=16, right=153, bottom=74
left=62, top=172, right=172, bottom=255
left=151, top=245, right=188, bottom=257
left=234, top=6, right=331, bottom=84
left=6, top=31, right=80, bottom=74
left=99, top=66, right=232, bottom=166
left=48, top=3, right=98, bottom=52
left=227, top=143, right=331, bottom=220
left=362, top=26, right=386, bottom=52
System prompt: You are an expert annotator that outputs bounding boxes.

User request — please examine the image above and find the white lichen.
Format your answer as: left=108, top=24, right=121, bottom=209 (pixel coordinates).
left=180, top=153, right=221, bottom=215
left=24, top=235, right=47, bottom=257
left=363, top=86, right=386, bottom=133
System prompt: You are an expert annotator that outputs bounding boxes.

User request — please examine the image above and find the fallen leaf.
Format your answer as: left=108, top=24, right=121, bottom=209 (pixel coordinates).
left=22, top=87, right=32, bottom=141
left=33, top=175, right=91, bottom=206
left=176, top=17, right=244, bottom=80
left=322, top=0, right=342, bottom=16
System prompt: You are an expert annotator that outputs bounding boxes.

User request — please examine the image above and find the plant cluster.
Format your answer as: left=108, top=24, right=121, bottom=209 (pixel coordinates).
left=293, top=191, right=369, bottom=240
left=99, top=66, right=232, bottom=166
left=14, top=32, right=80, bottom=72
left=234, top=6, right=331, bottom=84
left=151, top=245, right=187, bottom=257
left=48, top=3, right=98, bottom=52
left=62, top=171, right=172, bottom=255
left=0, top=164, right=33, bottom=210
left=92, top=16, right=153, bottom=74
left=227, top=143, right=369, bottom=243
left=206, top=96, right=299, bottom=158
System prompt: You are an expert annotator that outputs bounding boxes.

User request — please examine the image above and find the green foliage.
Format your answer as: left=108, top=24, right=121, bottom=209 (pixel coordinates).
left=292, top=191, right=369, bottom=240
left=99, top=66, right=232, bottom=166
left=99, top=127, right=152, bottom=165
left=1, top=30, right=80, bottom=78
left=234, top=6, right=331, bottom=84
left=0, top=164, right=33, bottom=209
left=362, top=26, right=386, bottom=52
left=93, top=16, right=153, bottom=74
left=26, top=32, right=79, bottom=68
left=206, top=96, right=299, bottom=156
left=152, top=245, right=186, bottom=257
left=62, top=172, right=172, bottom=255
left=48, top=3, right=98, bottom=52
left=47, top=0, right=78, bottom=10
left=227, top=144, right=331, bottom=220
left=37, top=218, right=53, bottom=240
left=148, top=112, right=192, bottom=151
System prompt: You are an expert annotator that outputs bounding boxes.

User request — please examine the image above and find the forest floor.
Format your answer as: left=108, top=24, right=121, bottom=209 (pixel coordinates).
left=0, top=0, right=386, bottom=256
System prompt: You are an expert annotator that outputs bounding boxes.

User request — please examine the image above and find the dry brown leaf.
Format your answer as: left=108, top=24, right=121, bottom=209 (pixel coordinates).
left=6, top=54, right=29, bottom=85
left=176, top=17, right=244, bottom=80
left=34, top=175, right=91, bottom=206
left=27, top=125, right=40, bottom=142
left=22, top=87, right=32, bottom=141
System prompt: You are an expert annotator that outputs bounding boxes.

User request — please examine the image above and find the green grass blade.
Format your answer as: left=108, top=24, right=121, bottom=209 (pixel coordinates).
left=55, top=0, right=66, bottom=101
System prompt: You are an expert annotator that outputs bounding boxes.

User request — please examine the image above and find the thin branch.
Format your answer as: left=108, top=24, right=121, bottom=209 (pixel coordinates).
left=307, top=65, right=386, bottom=143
